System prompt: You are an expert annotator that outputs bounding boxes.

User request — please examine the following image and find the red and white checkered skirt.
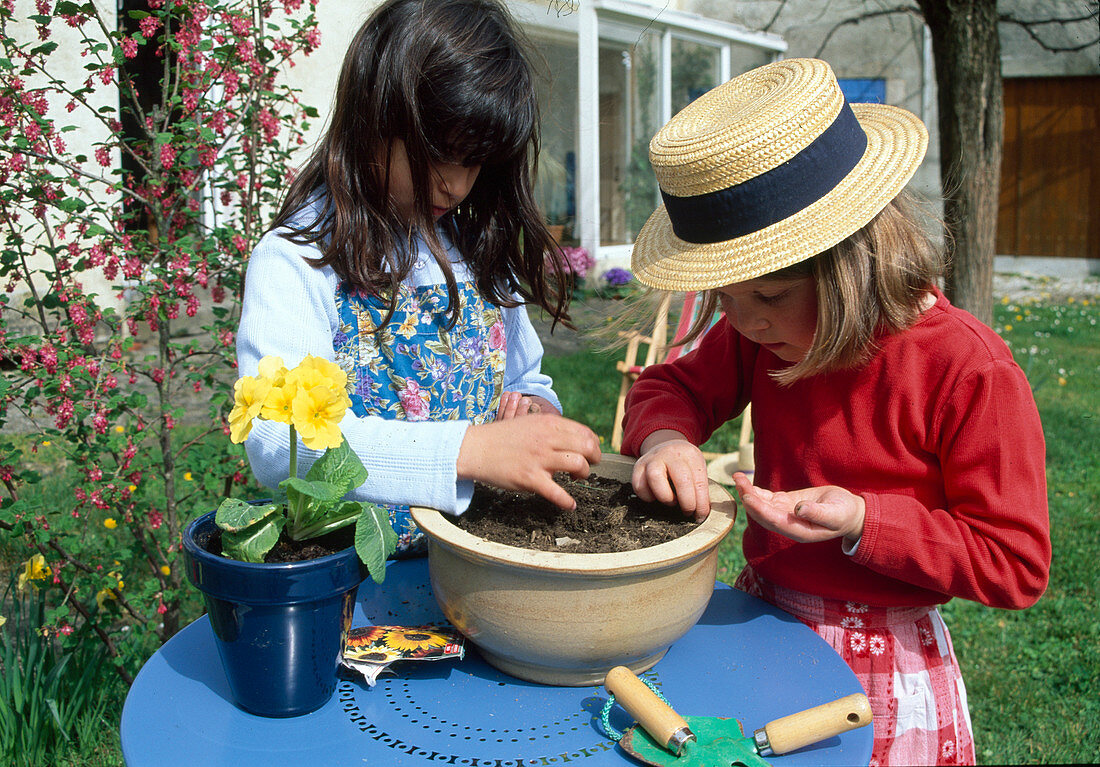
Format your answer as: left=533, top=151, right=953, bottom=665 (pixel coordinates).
left=735, top=566, right=976, bottom=766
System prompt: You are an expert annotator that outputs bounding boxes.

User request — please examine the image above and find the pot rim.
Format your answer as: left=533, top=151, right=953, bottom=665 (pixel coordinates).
left=410, top=454, right=736, bottom=576
left=182, top=509, right=362, bottom=575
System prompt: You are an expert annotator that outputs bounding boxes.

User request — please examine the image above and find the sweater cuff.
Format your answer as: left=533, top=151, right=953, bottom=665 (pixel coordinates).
left=851, top=492, right=880, bottom=566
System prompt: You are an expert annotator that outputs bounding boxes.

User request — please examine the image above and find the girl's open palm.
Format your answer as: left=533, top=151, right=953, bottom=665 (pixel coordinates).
left=458, top=415, right=601, bottom=509
left=732, top=473, right=865, bottom=544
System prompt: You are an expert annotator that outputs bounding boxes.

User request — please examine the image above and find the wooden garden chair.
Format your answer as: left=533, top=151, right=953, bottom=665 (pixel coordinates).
left=610, top=292, right=753, bottom=485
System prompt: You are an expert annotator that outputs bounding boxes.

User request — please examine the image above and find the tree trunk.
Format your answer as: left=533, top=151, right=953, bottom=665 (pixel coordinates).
left=917, top=0, right=1002, bottom=325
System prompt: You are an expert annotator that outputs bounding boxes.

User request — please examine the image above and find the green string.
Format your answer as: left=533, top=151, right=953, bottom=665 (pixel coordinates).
left=599, top=676, right=671, bottom=742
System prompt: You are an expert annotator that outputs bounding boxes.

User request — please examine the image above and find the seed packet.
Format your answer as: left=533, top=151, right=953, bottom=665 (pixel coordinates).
left=342, top=624, right=465, bottom=686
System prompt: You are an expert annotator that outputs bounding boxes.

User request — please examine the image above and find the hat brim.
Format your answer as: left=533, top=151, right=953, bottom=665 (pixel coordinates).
left=631, top=104, right=928, bottom=292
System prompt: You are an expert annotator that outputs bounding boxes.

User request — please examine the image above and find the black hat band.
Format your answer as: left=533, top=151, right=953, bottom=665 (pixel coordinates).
left=660, top=101, right=867, bottom=245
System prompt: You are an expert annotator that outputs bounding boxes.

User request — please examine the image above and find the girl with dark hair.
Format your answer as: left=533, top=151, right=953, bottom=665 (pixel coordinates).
left=621, top=59, right=1049, bottom=765
left=238, top=0, right=600, bottom=555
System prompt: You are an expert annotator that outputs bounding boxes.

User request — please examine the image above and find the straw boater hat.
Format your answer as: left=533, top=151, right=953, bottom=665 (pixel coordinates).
left=631, top=58, right=928, bottom=291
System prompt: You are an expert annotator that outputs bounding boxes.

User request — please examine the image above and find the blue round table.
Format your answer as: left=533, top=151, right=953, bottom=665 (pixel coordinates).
left=121, top=558, right=872, bottom=766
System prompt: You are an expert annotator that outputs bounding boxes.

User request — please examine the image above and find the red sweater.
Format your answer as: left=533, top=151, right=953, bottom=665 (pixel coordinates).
left=622, top=291, right=1050, bottom=609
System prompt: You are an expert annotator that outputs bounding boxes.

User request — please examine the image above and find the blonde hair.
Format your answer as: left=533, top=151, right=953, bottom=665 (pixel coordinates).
left=680, top=191, right=943, bottom=384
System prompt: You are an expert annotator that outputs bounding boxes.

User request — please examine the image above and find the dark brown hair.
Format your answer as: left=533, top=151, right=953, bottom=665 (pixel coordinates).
left=271, top=0, right=568, bottom=327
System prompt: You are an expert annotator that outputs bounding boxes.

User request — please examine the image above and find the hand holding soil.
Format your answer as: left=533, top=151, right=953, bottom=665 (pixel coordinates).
left=456, top=414, right=601, bottom=509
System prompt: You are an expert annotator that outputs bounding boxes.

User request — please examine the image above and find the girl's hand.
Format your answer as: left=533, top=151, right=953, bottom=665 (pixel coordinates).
left=732, top=472, right=865, bottom=544
left=457, top=415, right=601, bottom=509
left=632, top=430, right=711, bottom=522
left=496, top=391, right=557, bottom=420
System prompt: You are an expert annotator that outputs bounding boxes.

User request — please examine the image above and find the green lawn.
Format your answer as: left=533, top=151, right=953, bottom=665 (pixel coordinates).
left=544, top=295, right=1100, bottom=765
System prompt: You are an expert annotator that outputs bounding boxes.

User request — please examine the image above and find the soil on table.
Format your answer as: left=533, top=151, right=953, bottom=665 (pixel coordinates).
left=208, top=525, right=355, bottom=563
left=454, top=473, right=699, bottom=553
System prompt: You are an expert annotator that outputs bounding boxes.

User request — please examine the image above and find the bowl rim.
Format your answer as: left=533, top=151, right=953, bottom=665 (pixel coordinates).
left=410, top=454, right=736, bottom=576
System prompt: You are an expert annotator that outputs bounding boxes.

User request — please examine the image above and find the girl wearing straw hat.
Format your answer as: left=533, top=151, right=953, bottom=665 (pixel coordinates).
left=620, top=59, right=1050, bottom=766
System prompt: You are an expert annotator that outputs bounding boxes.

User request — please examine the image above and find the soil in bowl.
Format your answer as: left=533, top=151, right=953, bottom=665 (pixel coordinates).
left=203, top=525, right=356, bottom=563
left=454, top=473, right=699, bottom=553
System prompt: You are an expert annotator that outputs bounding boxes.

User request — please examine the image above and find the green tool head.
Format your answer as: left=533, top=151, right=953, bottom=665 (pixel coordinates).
left=618, top=715, right=770, bottom=767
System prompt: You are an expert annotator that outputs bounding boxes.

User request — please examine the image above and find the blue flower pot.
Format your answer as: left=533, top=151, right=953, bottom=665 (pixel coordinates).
left=182, top=509, right=368, bottom=717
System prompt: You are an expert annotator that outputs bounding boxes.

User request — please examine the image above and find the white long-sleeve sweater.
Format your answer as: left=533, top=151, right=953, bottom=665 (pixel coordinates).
left=236, top=225, right=560, bottom=515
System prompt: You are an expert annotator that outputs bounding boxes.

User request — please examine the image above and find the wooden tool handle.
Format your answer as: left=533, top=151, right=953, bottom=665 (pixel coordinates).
left=605, top=666, right=693, bottom=753
left=763, top=693, right=872, bottom=755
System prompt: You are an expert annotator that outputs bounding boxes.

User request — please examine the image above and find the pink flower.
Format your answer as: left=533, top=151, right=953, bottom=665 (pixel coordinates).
left=138, top=16, right=160, bottom=38
left=488, top=320, right=506, bottom=350
left=121, top=36, right=138, bottom=59
left=399, top=380, right=430, bottom=421
left=159, top=143, right=176, bottom=169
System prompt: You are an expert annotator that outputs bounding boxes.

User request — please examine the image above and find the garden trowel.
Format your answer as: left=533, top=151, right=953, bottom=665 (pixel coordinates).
left=604, top=666, right=871, bottom=767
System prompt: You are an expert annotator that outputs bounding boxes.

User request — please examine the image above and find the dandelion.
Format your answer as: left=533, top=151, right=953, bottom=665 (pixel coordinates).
left=160, top=565, right=171, bottom=576
left=115, top=425, right=125, bottom=433
left=17, top=554, right=51, bottom=591
left=184, top=472, right=193, bottom=481
left=1003, top=324, right=1013, bottom=332
left=104, top=517, right=117, bottom=529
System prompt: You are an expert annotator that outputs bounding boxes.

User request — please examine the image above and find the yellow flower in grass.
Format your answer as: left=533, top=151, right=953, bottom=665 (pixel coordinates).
left=17, top=554, right=51, bottom=591
left=104, top=518, right=117, bottom=529
left=229, top=374, right=273, bottom=443
left=292, top=385, right=347, bottom=450
left=160, top=565, right=171, bottom=576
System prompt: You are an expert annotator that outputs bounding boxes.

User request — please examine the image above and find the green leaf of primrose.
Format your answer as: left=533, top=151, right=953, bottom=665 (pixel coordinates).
left=221, top=516, right=285, bottom=564
left=293, top=500, right=361, bottom=540
left=304, top=438, right=368, bottom=497
left=214, top=497, right=280, bottom=532
left=355, top=504, right=398, bottom=584
left=281, top=476, right=342, bottom=536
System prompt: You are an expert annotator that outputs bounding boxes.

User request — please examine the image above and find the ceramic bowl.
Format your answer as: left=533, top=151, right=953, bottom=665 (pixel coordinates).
left=410, top=454, right=736, bottom=686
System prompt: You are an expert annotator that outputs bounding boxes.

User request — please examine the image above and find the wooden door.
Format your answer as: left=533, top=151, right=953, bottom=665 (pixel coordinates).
left=998, top=76, right=1099, bottom=258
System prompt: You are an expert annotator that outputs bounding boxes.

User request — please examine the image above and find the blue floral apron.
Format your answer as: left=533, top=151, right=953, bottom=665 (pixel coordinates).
left=332, top=280, right=506, bottom=555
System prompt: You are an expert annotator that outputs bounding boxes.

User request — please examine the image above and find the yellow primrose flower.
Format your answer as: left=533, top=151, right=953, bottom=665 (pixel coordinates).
left=114, top=425, right=125, bottom=433
left=295, top=354, right=348, bottom=395
left=257, top=355, right=289, bottom=382
left=42, top=440, right=51, bottom=446
left=229, top=374, right=273, bottom=443
left=104, top=518, right=117, bottom=529
left=292, top=385, right=346, bottom=450
left=17, top=554, right=51, bottom=591
left=160, top=565, right=171, bottom=576
left=184, top=472, right=193, bottom=481
left=1003, top=324, right=1013, bottom=332
left=0, top=615, right=6, bottom=629
left=260, top=378, right=298, bottom=424
left=128, top=484, right=137, bottom=492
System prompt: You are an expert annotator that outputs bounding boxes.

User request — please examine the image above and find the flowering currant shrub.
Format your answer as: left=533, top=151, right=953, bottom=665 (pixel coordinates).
left=0, top=0, right=320, bottom=680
